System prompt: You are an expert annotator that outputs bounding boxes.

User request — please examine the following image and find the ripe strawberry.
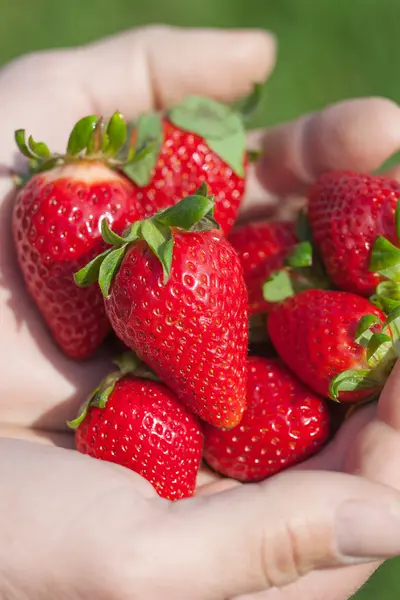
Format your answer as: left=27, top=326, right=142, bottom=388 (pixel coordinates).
left=13, top=113, right=148, bottom=359
left=203, top=356, right=330, bottom=482
left=125, top=93, right=258, bottom=234
left=267, top=289, right=398, bottom=402
left=228, top=220, right=297, bottom=315
left=75, top=189, right=249, bottom=428
left=69, top=353, right=203, bottom=500
left=308, top=170, right=400, bottom=297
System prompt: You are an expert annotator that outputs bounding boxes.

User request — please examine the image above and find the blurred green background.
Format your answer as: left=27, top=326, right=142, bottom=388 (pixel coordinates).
left=1, top=0, right=400, bottom=597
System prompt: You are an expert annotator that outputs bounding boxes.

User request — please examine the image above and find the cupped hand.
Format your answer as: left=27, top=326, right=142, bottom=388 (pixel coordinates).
left=3, top=428, right=400, bottom=600
left=2, top=24, right=400, bottom=600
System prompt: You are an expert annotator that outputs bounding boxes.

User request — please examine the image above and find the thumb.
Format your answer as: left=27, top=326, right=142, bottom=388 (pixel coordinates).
left=142, top=470, right=400, bottom=600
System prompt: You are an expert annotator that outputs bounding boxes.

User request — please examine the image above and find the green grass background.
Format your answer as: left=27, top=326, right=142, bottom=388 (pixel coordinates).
left=1, top=0, right=400, bottom=597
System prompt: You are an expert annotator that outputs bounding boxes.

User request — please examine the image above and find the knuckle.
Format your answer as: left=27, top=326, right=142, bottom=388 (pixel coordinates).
left=259, top=515, right=322, bottom=588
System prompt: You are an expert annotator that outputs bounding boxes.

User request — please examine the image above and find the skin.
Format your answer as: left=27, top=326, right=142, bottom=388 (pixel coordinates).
left=3, top=24, right=400, bottom=599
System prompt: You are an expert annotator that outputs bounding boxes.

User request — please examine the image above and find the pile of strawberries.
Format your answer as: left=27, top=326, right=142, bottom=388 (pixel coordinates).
left=12, top=93, right=400, bottom=500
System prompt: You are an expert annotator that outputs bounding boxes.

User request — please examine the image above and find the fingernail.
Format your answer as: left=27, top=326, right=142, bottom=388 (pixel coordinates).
left=336, top=500, right=400, bottom=559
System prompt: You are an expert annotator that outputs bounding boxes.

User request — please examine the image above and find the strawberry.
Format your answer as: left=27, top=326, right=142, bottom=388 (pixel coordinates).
left=267, top=289, right=398, bottom=402
left=308, top=170, right=400, bottom=298
left=12, top=90, right=254, bottom=360
left=69, top=353, right=203, bottom=500
left=75, top=188, right=249, bottom=428
left=228, top=220, right=297, bottom=316
left=13, top=113, right=148, bottom=359
left=124, top=92, right=261, bottom=234
left=203, top=356, right=330, bottom=482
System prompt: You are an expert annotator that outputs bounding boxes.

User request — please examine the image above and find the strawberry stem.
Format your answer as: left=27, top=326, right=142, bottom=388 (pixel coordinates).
left=74, top=186, right=219, bottom=296
left=67, top=352, right=158, bottom=429
left=14, top=111, right=149, bottom=184
left=329, top=305, right=400, bottom=401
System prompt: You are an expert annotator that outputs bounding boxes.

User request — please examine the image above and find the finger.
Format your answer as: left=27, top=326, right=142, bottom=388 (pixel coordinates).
left=334, top=363, right=400, bottom=492
left=377, top=359, right=400, bottom=429
left=254, top=97, right=400, bottom=196
left=344, top=359, right=400, bottom=490
left=80, top=26, right=277, bottom=116
left=231, top=562, right=379, bottom=600
left=0, top=426, right=75, bottom=449
left=138, top=470, right=400, bottom=600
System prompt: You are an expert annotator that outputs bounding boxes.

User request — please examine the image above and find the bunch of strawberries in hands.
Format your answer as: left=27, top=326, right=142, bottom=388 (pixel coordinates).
left=12, top=89, right=400, bottom=500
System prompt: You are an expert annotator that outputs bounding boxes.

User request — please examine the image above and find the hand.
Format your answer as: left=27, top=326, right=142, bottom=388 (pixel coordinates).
left=2, top=24, right=400, bottom=600
left=4, top=432, right=400, bottom=600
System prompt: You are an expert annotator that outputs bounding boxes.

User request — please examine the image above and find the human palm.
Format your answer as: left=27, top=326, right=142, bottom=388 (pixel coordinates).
left=3, top=25, right=400, bottom=600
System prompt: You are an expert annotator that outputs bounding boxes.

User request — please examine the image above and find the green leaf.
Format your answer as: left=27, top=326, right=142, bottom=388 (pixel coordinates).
left=66, top=395, right=95, bottom=430
left=395, top=198, right=400, bottom=241
left=102, top=133, right=110, bottom=152
left=113, top=351, right=160, bottom=381
left=113, top=351, right=141, bottom=375
left=122, top=113, right=163, bottom=186
left=127, top=140, right=157, bottom=165
left=263, top=270, right=294, bottom=302
left=100, top=217, right=130, bottom=246
left=106, top=111, right=127, bottom=157
left=168, top=96, right=246, bottom=176
left=94, top=384, right=116, bottom=408
left=67, top=115, right=99, bottom=156
left=140, top=220, right=173, bottom=283
left=372, top=280, right=400, bottom=315
left=98, top=245, right=128, bottom=297
left=366, top=333, right=392, bottom=366
left=15, top=129, right=36, bottom=159
left=168, top=96, right=239, bottom=139
left=232, top=82, right=265, bottom=123
left=156, top=194, right=214, bottom=230
left=369, top=235, right=400, bottom=282
left=28, top=135, right=51, bottom=159
left=207, top=127, right=246, bottom=177
left=34, top=157, right=61, bottom=174
left=88, top=118, right=106, bottom=154
left=189, top=214, right=220, bottom=233
left=355, top=314, right=382, bottom=346
left=123, top=222, right=141, bottom=242
left=383, top=304, right=400, bottom=342
left=115, top=120, right=135, bottom=163
left=285, top=241, right=313, bottom=268
left=67, top=371, right=121, bottom=429
left=73, top=248, right=112, bottom=287
left=329, top=369, right=379, bottom=401
left=295, top=209, right=314, bottom=243
left=193, top=181, right=209, bottom=197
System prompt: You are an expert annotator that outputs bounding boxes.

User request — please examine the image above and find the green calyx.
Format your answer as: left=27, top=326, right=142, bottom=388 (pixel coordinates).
left=263, top=209, right=332, bottom=303
left=15, top=111, right=153, bottom=182
left=369, top=197, right=400, bottom=309
left=167, top=95, right=247, bottom=177
left=74, top=183, right=218, bottom=296
left=329, top=307, right=400, bottom=401
left=67, top=351, right=159, bottom=430
left=115, top=84, right=263, bottom=187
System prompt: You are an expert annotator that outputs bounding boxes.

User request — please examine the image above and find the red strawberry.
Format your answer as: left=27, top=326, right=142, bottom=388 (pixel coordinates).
left=13, top=113, right=147, bottom=359
left=69, top=354, right=203, bottom=500
left=125, top=93, right=259, bottom=234
left=75, top=189, right=249, bottom=428
left=203, top=356, right=330, bottom=482
left=228, top=220, right=297, bottom=315
left=308, top=170, right=400, bottom=297
left=267, top=289, right=397, bottom=402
